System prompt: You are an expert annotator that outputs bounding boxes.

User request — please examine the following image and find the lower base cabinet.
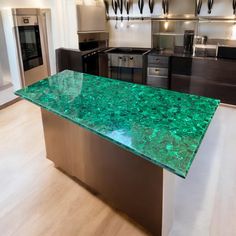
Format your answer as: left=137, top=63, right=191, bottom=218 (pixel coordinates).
left=170, top=56, right=236, bottom=105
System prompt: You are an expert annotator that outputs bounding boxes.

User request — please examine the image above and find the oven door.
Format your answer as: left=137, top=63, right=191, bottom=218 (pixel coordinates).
left=18, top=25, right=43, bottom=71
left=83, top=53, right=99, bottom=76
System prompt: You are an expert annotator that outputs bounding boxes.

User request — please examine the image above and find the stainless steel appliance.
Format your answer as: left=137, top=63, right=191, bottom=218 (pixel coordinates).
left=12, top=8, right=50, bottom=87
left=82, top=48, right=105, bottom=76
left=56, top=47, right=106, bottom=76
left=184, top=30, right=194, bottom=54
left=194, top=44, right=217, bottom=57
left=106, top=48, right=149, bottom=84
left=56, top=33, right=109, bottom=76
left=195, top=35, right=208, bottom=45
left=79, top=32, right=109, bottom=75
left=147, top=52, right=170, bottom=89
left=78, top=32, right=108, bottom=51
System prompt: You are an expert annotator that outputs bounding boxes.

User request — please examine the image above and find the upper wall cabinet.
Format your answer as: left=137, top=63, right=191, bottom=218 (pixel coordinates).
left=168, top=0, right=196, bottom=16
left=77, top=5, right=106, bottom=32
left=199, top=0, right=234, bottom=16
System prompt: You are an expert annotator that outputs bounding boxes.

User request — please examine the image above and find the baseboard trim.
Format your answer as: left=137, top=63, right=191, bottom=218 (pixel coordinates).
left=0, top=97, right=21, bottom=110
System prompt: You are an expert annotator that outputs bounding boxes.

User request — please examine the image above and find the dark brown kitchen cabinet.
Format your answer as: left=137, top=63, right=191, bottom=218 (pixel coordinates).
left=56, top=48, right=83, bottom=73
left=170, top=56, right=236, bottom=105
left=98, top=52, right=108, bottom=77
left=171, top=74, right=192, bottom=94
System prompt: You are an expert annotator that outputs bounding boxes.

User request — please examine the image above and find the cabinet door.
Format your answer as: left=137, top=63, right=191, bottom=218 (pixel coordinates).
left=99, top=53, right=108, bottom=77
left=170, top=74, right=191, bottom=93
left=170, top=56, right=236, bottom=105
left=171, top=74, right=236, bottom=104
left=168, top=0, right=195, bottom=16
left=171, top=56, right=193, bottom=75
left=56, top=48, right=83, bottom=73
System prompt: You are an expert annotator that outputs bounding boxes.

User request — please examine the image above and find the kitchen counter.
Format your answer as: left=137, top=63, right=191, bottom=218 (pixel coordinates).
left=149, top=48, right=218, bottom=60
left=170, top=55, right=236, bottom=105
left=147, top=49, right=236, bottom=105
left=15, top=70, right=219, bottom=178
left=15, top=70, right=219, bottom=235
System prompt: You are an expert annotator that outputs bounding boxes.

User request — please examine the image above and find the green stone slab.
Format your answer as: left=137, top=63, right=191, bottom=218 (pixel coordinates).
left=15, top=70, right=220, bottom=178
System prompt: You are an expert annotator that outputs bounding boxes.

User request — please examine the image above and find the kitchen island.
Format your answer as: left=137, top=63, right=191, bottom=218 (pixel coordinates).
left=15, top=70, right=219, bottom=235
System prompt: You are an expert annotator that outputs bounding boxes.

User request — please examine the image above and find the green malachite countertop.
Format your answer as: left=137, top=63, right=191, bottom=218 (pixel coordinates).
left=15, top=70, right=220, bottom=178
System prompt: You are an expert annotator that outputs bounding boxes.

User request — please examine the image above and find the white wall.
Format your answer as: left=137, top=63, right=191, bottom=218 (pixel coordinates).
left=0, top=0, right=51, bottom=8
left=0, top=12, right=11, bottom=86
left=0, top=0, right=79, bottom=91
left=108, top=0, right=152, bottom=48
left=109, top=20, right=152, bottom=48
left=50, top=0, right=77, bottom=50
left=1, top=8, right=22, bottom=90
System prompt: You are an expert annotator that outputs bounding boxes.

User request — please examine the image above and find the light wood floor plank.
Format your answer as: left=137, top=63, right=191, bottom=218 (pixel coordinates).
left=3, top=100, right=236, bottom=236
left=0, top=100, right=148, bottom=236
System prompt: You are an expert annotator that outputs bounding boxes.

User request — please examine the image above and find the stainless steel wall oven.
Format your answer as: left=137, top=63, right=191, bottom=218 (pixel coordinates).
left=78, top=32, right=109, bottom=76
left=13, top=8, right=50, bottom=87
left=18, top=25, right=43, bottom=71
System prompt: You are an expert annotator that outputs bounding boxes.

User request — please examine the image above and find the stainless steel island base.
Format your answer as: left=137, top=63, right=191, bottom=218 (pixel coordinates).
left=41, top=108, right=165, bottom=235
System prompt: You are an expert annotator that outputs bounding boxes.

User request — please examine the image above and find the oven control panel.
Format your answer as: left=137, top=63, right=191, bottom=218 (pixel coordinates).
left=108, top=54, right=143, bottom=68
left=16, top=15, right=38, bottom=26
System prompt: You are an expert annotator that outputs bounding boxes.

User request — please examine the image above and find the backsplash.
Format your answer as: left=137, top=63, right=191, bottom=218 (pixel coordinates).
left=107, top=0, right=236, bottom=48
left=107, top=0, right=157, bottom=48
left=198, top=22, right=236, bottom=40
left=109, top=20, right=152, bottom=48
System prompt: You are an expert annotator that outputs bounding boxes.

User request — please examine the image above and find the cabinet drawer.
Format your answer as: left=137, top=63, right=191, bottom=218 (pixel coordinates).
left=147, top=76, right=169, bottom=89
left=148, top=55, right=169, bottom=67
left=148, top=67, right=168, bottom=77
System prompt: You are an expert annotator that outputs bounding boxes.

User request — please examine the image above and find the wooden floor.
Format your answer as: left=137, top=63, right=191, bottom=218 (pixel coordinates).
left=2, top=100, right=236, bottom=236
left=0, top=101, right=148, bottom=236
